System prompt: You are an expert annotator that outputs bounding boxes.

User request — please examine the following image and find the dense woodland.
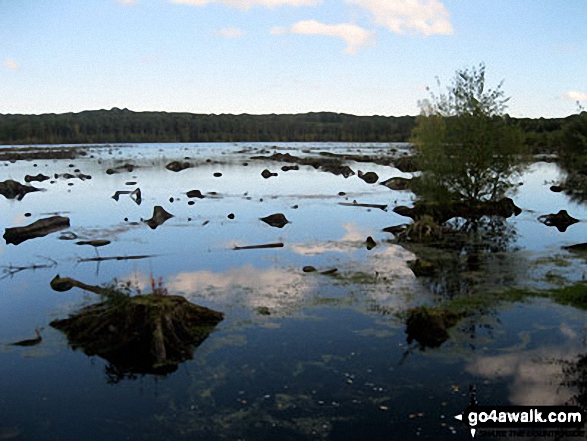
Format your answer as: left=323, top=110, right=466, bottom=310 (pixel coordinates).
left=0, top=108, right=584, bottom=153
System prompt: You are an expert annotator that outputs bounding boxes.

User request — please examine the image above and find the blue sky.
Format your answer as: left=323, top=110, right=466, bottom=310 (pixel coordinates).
left=0, top=0, right=585, bottom=117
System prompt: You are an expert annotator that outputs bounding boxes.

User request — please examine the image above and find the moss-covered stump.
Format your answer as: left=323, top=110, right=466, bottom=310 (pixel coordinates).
left=50, top=287, right=223, bottom=377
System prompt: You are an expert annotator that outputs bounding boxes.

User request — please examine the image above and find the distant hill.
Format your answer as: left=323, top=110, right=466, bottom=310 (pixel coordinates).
left=0, top=108, right=576, bottom=152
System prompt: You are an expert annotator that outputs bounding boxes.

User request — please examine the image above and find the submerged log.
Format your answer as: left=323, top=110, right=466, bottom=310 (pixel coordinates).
left=233, top=242, right=284, bottom=250
left=4, top=216, right=70, bottom=245
left=339, top=202, right=388, bottom=211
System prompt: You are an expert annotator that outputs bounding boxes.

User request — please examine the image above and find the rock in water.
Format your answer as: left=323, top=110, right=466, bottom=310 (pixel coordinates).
left=145, top=206, right=174, bottom=229
left=261, top=169, right=278, bottom=179
left=165, top=161, right=191, bottom=172
left=4, top=216, right=70, bottom=245
left=186, top=189, right=205, bottom=199
left=260, top=213, right=290, bottom=228
left=538, top=210, right=579, bottom=232
left=0, top=179, right=41, bottom=200
left=358, top=171, right=379, bottom=184
left=24, top=173, right=50, bottom=183
left=380, top=177, right=412, bottom=190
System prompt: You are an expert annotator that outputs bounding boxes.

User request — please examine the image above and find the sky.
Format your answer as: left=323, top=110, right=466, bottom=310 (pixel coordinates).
left=0, top=0, right=585, bottom=118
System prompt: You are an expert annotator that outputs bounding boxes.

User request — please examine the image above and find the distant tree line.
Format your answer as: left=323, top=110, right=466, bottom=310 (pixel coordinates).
left=0, top=107, right=584, bottom=153
left=0, top=109, right=414, bottom=145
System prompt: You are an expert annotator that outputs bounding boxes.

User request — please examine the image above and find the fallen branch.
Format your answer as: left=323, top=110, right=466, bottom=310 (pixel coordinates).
left=1, top=257, right=58, bottom=280
left=77, top=254, right=156, bottom=263
left=233, top=242, right=284, bottom=250
left=338, top=202, right=388, bottom=211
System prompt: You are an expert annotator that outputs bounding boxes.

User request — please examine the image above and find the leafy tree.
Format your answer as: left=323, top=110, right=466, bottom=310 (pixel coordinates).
left=411, top=63, right=526, bottom=202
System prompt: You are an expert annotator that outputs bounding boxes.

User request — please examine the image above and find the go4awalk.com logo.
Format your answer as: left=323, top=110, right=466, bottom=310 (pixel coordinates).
left=454, top=405, right=586, bottom=438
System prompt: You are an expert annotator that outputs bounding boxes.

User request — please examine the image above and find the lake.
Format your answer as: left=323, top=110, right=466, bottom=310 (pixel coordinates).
left=0, top=142, right=585, bottom=440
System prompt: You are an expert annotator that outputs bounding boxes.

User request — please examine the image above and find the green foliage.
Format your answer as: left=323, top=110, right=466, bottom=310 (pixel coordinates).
left=412, top=63, right=526, bottom=202
left=562, top=111, right=587, bottom=156
left=0, top=109, right=415, bottom=144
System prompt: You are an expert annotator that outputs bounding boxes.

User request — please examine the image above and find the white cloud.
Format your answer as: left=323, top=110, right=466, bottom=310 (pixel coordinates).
left=3, top=58, right=19, bottom=70
left=215, top=27, right=246, bottom=38
left=117, top=0, right=138, bottom=5
left=564, top=90, right=587, bottom=102
left=170, top=0, right=319, bottom=9
left=271, top=20, right=375, bottom=54
left=347, top=0, right=453, bottom=36
left=465, top=347, right=578, bottom=406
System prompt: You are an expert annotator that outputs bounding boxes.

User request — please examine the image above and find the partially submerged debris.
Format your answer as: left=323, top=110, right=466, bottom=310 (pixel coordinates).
left=302, top=266, right=317, bottom=273
left=393, top=198, right=521, bottom=223
left=357, top=171, right=379, bottom=184
left=105, top=163, right=135, bottom=175
left=10, top=328, right=43, bottom=347
left=77, top=254, right=155, bottom=263
left=563, top=243, right=587, bottom=252
left=186, top=189, right=205, bottom=199
left=1, top=258, right=57, bottom=280
left=76, top=240, right=111, bottom=257
left=538, top=210, right=579, bottom=232
left=0, top=179, right=41, bottom=200
left=397, top=215, right=445, bottom=243
left=165, top=161, right=191, bottom=172
left=233, top=242, right=284, bottom=250
left=382, top=225, right=408, bottom=235
left=320, top=268, right=338, bottom=275
left=394, top=155, right=420, bottom=172
left=366, top=236, right=377, bottom=250
left=24, top=173, right=50, bottom=183
left=251, top=152, right=355, bottom=178
left=112, top=188, right=142, bottom=205
left=49, top=275, right=224, bottom=377
left=380, top=177, right=412, bottom=191
left=51, top=275, right=105, bottom=295
left=144, top=206, right=173, bottom=229
left=339, top=201, right=388, bottom=211
left=260, top=213, right=290, bottom=228
left=4, top=216, right=70, bottom=245
left=261, top=169, right=278, bottom=179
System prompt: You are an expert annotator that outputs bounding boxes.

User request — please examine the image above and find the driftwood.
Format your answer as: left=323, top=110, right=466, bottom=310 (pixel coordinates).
left=50, top=275, right=108, bottom=296
left=77, top=254, right=155, bottom=263
left=338, top=202, right=388, bottom=211
left=233, top=242, right=284, bottom=250
left=1, top=258, right=57, bottom=280
left=4, top=216, right=70, bottom=245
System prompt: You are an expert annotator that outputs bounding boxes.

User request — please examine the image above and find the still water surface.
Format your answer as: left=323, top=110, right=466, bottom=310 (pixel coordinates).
left=0, top=143, right=585, bottom=440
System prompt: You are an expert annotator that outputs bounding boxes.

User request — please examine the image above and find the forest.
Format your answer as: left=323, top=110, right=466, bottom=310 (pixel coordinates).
left=0, top=107, right=583, bottom=153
